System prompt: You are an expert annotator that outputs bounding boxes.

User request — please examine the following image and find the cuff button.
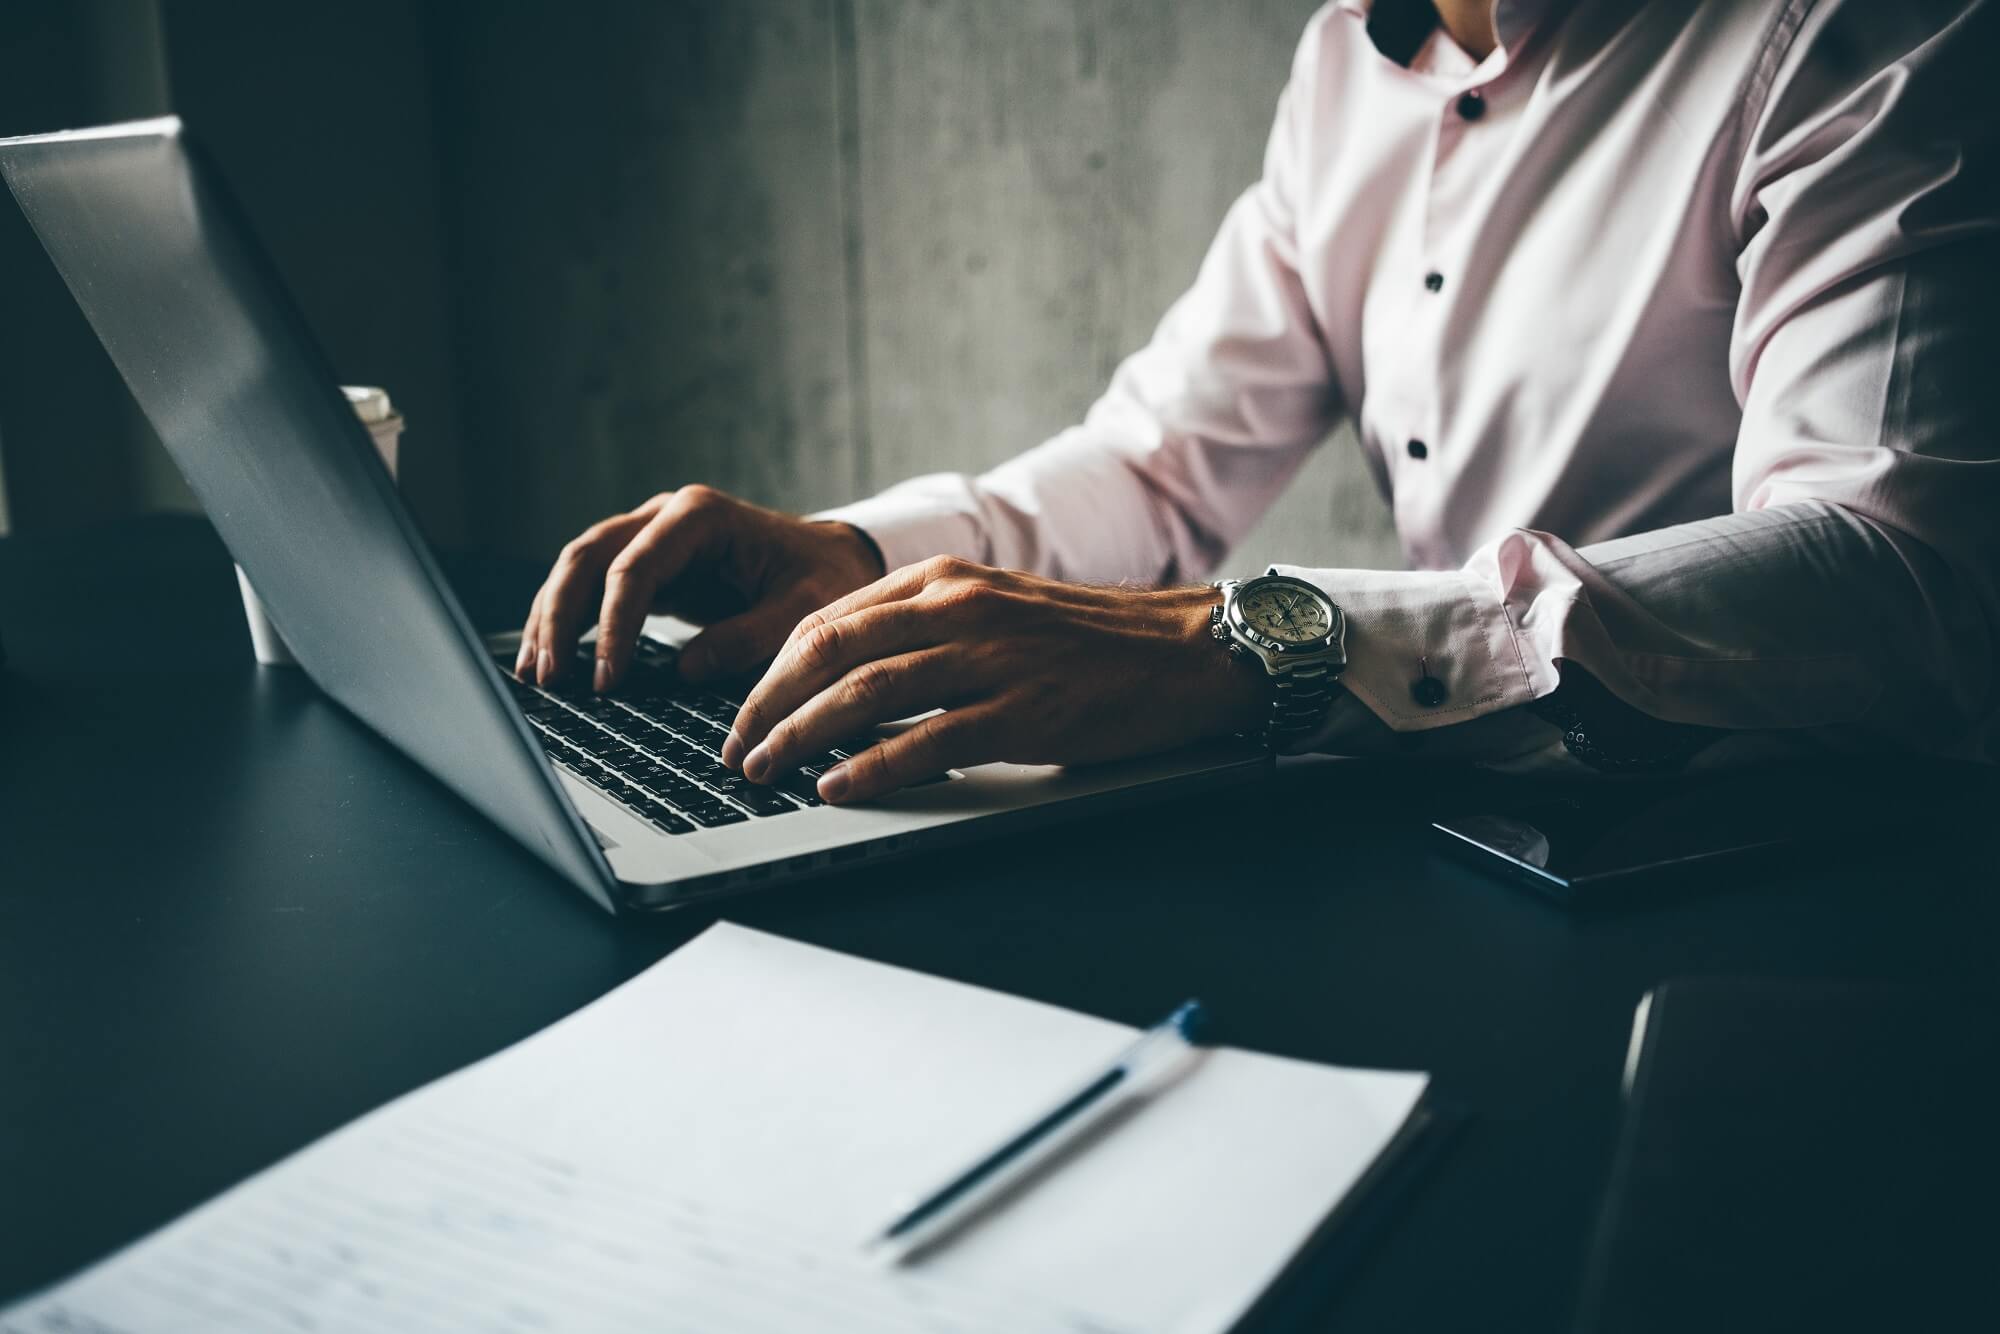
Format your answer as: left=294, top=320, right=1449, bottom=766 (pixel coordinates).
left=1411, top=674, right=1448, bottom=708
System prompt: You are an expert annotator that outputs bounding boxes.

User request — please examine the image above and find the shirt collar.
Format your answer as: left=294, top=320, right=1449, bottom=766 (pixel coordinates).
left=1333, top=0, right=1556, bottom=61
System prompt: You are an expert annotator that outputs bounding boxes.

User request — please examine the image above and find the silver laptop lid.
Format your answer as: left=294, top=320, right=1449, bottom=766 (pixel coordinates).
left=0, top=117, right=618, bottom=912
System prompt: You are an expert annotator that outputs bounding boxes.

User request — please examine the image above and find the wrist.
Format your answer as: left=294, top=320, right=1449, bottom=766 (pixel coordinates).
left=1161, top=585, right=1267, bottom=740
left=812, top=520, right=887, bottom=583
left=1200, top=574, right=1349, bottom=750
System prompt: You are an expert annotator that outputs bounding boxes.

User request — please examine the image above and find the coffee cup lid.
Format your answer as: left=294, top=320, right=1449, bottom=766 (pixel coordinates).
left=342, top=385, right=395, bottom=424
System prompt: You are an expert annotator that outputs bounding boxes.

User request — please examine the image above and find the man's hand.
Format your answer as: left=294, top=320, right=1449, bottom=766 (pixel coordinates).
left=720, top=558, right=1268, bottom=804
left=516, top=486, right=885, bottom=691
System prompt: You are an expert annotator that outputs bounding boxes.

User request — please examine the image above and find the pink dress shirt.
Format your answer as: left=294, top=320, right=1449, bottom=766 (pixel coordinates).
left=821, top=0, right=2000, bottom=769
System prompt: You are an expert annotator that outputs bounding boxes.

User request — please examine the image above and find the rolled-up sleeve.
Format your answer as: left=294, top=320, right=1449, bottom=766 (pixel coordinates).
left=1283, top=0, right=2000, bottom=764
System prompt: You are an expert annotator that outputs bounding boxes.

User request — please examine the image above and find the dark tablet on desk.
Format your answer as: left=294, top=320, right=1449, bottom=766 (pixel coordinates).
left=1428, top=760, right=1965, bottom=907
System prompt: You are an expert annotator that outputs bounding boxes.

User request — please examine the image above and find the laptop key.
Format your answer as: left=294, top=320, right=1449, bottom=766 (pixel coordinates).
left=779, top=773, right=824, bottom=806
left=672, top=725, right=725, bottom=753
left=643, top=807, right=695, bottom=836
left=682, top=695, right=739, bottom=724
left=628, top=727, right=677, bottom=754
left=678, top=711, right=725, bottom=735
left=682, top=803, right=748, bottom=828
left=650, top=719, right=699, bottom=742
left=734, top=786, right=798, bottom=817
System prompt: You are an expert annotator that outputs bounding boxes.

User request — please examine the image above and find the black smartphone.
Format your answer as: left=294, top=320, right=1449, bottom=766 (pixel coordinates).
left=1429, top=759, right=1970, bottom=907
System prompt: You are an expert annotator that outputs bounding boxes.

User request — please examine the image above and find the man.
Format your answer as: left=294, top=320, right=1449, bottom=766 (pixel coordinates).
left=515, top=0, right=1998, bottom=805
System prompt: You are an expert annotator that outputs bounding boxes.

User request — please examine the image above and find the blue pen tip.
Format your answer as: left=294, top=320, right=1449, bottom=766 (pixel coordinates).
left=1170, top=999, right=1208, bottom=1043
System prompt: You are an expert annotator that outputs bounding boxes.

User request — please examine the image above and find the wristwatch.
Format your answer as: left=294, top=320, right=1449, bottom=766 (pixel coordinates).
left=1210, top=574, right=1347, bottom=749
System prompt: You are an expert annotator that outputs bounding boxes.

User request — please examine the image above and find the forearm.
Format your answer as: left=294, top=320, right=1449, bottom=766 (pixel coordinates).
left=815, top=413, right=1320, bottom=586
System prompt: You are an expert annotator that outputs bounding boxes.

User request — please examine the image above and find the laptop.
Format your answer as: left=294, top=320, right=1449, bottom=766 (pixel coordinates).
left=0, top=117, right=1266, bottom=913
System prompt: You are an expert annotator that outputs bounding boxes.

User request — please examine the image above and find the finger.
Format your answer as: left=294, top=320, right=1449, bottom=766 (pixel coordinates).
left=593, top=487, right=736, bottom=691
left=536, top=510, right=653, bottom=684
left=523, top=493, right=671, bottom=682
left=819, top=705, right=1003, bottom=804
left=522, top=580, right=564, bottom=684
left=678, top=598, right=811, bottom=684
left=797, top=553, right=975, bottom=629
left=590, top=511, right=679, bottom=692
left=741, top=648, right=965, bottom=783
left=514, top=583, right=546, bottom=679
left=725, top=601, right=946, bottom=765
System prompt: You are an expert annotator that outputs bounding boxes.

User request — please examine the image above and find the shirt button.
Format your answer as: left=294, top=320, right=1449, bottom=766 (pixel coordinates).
left=1456, top=90, right=1486, bottom=121
left=1406, top=439, right=1429, bottom=460
left=1424, top=271, right=1444, bottom=293
left=1411, top=675, right=1448, bottom=708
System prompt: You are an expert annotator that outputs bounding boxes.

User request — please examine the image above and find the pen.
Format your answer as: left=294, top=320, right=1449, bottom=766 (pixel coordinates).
left=865, top=999, right=1208, bottom=1264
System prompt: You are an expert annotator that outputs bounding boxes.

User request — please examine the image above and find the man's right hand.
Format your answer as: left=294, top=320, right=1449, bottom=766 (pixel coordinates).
left=514, top=485, right=885, bottom=694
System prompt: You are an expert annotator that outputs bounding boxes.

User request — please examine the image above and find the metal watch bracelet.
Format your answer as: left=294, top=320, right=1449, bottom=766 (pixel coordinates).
left=1207, top=602, right=1339, bottom=750
left=1265, top=659, right=1338, bottom=749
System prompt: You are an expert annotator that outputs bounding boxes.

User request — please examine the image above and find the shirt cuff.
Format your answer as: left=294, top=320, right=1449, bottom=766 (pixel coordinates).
left=1266, top=562, right=1541, bottom=743
left=811, top=477, right=991, bottom=575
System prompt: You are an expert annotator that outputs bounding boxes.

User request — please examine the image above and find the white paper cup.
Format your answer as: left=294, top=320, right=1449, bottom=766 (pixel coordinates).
left=237, top=386, right=404, bottom=666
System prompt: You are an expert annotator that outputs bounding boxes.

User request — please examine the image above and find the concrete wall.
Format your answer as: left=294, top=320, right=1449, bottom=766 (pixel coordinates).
left=0, top=1, right=179, bottom=537
left=2, top=1, right=1401, bottom=574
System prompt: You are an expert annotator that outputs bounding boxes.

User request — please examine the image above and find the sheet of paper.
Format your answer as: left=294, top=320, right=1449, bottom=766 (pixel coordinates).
left=2, top=924, right=1427, bottom=1334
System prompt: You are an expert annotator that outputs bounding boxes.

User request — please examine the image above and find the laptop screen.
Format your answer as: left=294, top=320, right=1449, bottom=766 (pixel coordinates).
left=0, top=118, right=616, bottom=911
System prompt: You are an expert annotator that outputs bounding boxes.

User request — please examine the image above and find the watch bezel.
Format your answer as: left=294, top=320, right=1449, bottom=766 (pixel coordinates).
left=1224, top=575, right=1346, bottom=661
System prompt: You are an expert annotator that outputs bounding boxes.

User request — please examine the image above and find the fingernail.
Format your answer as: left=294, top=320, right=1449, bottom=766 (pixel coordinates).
left=537, top=649, right=555, bottom=685
left=742, top=743, right=769, bottom=782
left=720, top=733, right=744, bottom=768
left=594, top=658, right=611, bottom=693
left=513, top=649, right=531, bottom=680
left=819, top=765, right=850, bottom=802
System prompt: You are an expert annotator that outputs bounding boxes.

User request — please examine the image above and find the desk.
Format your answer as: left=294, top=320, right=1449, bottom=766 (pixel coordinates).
left=4, top=515, right=1997, bottom=1331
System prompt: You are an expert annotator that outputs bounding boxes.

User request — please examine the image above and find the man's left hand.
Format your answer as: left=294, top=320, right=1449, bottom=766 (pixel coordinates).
left=719, top=557, right=1267, bottom=803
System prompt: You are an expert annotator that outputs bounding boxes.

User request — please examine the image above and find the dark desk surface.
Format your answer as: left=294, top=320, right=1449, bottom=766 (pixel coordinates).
left=4, top=515, right=1997, bottom=1330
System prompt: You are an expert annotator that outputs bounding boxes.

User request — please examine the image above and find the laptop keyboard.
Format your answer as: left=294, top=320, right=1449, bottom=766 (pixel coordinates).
left=501, top=639, right=872, bottom=836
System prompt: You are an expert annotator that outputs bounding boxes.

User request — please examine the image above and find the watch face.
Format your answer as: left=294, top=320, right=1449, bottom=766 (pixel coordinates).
left=1238, top=581, right=1333, bottom=646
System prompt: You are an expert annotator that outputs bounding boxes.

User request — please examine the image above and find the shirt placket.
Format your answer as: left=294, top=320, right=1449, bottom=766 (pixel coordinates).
left=1386, top=45, right=1511, bottom=571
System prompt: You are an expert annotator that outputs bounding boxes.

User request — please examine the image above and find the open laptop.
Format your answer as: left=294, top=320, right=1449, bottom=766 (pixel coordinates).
left=0, top=118, right=1266, bottom=913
